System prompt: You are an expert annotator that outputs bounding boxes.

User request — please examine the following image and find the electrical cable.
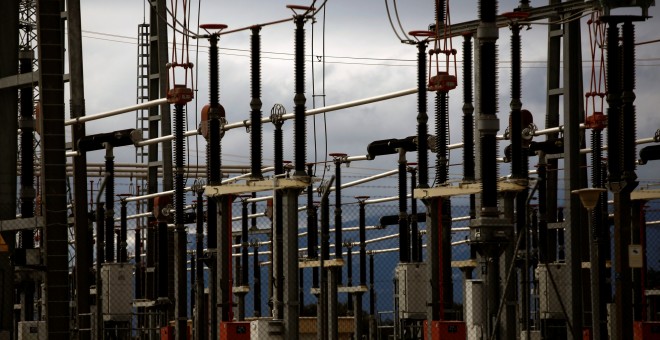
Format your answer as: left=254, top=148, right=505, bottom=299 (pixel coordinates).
left=313, top=0, right=328, bottom=16
left=636, top=37, right=660, bottom=46
left=82, top=29, right=660, bottom=66
left=146, top=0, right=201, bottom=39
left=384, top=0, right=406, bottom=42
left=392, top=0, right=411, bottom=42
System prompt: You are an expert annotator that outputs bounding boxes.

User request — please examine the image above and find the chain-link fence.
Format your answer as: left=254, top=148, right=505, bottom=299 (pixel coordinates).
left=3, top=189, right=660, bottom=339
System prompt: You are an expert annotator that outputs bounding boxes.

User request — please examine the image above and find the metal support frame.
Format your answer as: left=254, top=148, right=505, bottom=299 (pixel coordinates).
left=37, top=0, right=71, bottom=337
left=145, top=0, right=172, bottom=332
left=18, top=0, right=38, bottom=328
left=0, top=1, right=18, bottom=336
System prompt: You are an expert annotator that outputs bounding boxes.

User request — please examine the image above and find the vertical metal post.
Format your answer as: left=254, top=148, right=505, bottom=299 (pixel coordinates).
left=253, top=242, right=262, bottom=317
left=18, top=8, right=36, bottom=327
left=329, top=267, right=338, bottom=340
left=235, top=236, right=245, bottom=321
left=105, top=144, right=115, bottom=263
left=408, top=167, right=419, bottom=262
left=37, top=2, right=71, bottom=334
left=283, top=187, right=303, bottom=340
left=355, top=197, right=368, bottom=340
left=65, top=0, right=91, bottom=336
left=96, top=201, right=105, bottom=340
left=157, top=220, right=169, bottom=299
left=397, top=150, right=410, bottom=263
left=346, top=245, right=353, bottom=314
left=563, top=13, right=586, bottom=340
left=307, top=164, right=319, bottom=290
left=147, top=2, right=172, bottom=329
left=273, top=191, right=283, bottom=320
left=119, top=200, right=128, bottom=262
left=217, top=195, right=233, bottom=322
left=320, top=177, right=335, bottom=340
left=135, top=198, right=143, bottom=298
left=96, top=203, right=105, bottom=266
left=299, top=267, right=305, bottom=315
left=194, top=186, right=206, bottom=340
left=369, top=253, right=376, bottom=340
left=241, top=200, right=250, bottom=306
left=191, top=255, right=196, bottom=316
left=587, top=205, right=603, bottom=340
left=0, top=1, right=18, bottom=334
left=545, top=0, right=562, bottom=265
left=332, top=155, right=345, bottom=283
left=149, top=0, right=172, bottom=191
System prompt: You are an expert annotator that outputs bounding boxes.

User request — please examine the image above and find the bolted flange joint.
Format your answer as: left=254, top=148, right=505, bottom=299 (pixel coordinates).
left=250, top=98, right=262, bottom=111
left=469, top=217, right=513, bottom=257
left=477, top=22, right=499, bottom=42
left=477, top=114, right=500, bottom=135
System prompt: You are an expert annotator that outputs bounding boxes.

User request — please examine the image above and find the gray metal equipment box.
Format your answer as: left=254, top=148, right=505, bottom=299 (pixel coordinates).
left=536, top=263, right=570, bottom=320
left=17, top=321, right=46, bottom=340
left=395, top=262, right=428, bottom=320
left=101, top=263, right=134, bottom=321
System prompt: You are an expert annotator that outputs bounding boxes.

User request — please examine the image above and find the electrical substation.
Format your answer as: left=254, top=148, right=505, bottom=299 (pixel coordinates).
left=1, top=0, right=660, bottom=339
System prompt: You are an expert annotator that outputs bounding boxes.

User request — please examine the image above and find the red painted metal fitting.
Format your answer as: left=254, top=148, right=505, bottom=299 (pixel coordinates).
left=428, top=72, right=457, bottom=92
left=585, top=111, right=608, bottom=131
left=167, top=85, right=194, bottom=105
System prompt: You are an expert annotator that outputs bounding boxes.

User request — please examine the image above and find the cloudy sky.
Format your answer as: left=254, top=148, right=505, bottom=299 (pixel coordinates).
left=71, top=0, right=660, bottom=200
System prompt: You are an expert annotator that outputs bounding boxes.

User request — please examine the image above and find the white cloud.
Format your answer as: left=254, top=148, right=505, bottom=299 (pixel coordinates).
left=74, top=0, right=660, bottom=189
